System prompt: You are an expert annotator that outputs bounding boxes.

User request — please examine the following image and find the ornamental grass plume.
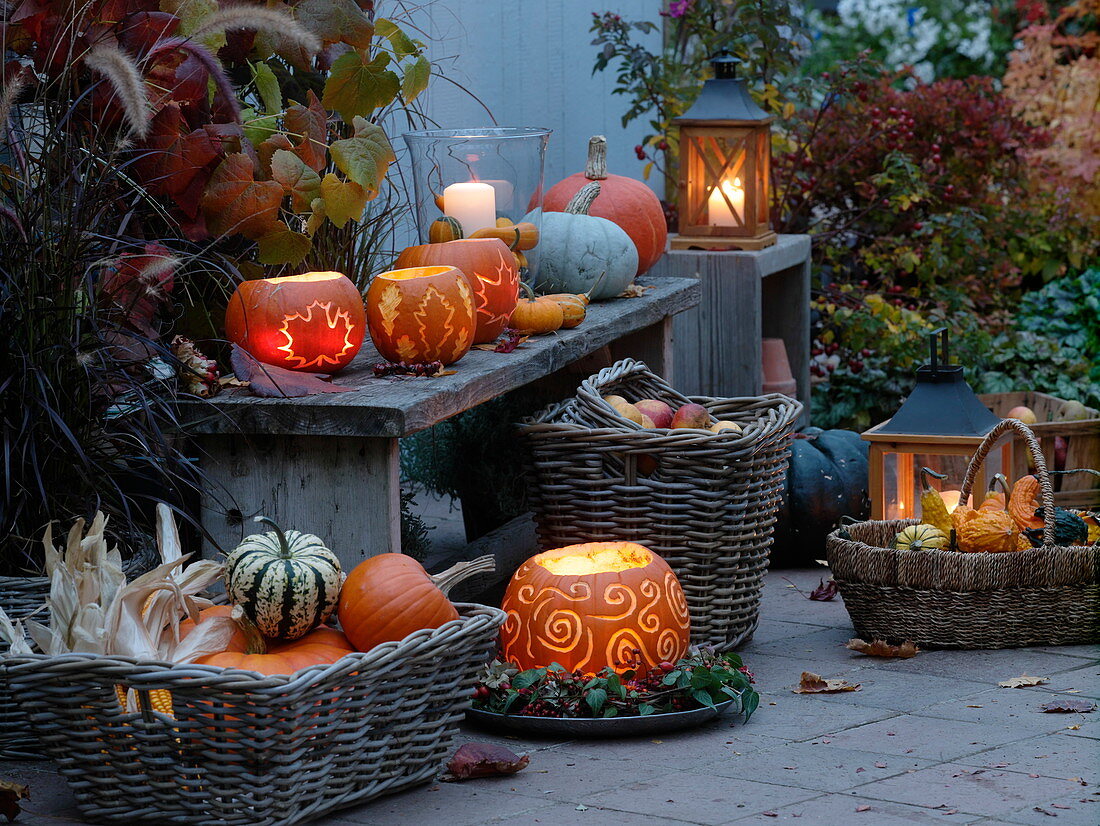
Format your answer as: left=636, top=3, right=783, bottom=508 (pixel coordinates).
left=83, top=44, right=152, bottom=138
left=191, top=4, right=322, bottom=56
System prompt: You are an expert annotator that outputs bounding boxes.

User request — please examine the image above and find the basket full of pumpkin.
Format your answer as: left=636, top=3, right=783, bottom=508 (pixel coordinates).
left=0, top=508, right=505, bottom=826
left=826, top=418, right=1100, bottom=649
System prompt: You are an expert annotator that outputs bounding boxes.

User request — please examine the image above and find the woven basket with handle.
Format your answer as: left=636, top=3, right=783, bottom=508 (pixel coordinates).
left=1, top=604, right=505, bottom=825
left=826, top=418, right=1100, bottom=649
left=519, top=358, right=801, bottom=651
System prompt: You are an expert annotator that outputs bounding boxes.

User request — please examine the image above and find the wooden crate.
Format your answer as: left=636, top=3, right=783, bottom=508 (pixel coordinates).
left=979, top=392, right=1100, bottom=509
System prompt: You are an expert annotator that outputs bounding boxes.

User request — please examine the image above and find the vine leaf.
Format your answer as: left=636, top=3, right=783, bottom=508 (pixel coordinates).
left=200, top=153, right=283, bottom=239
left=295, top=0, right=374, bottom=48
left=376, top=17, right=417, bottom=56
left=284, top=91, right=329, bottom=172
left=322, top=50, right=400, bottom=121
left=319, top=173, right=367, bottom=228
left=270, top=149, right=321, bottom=212
left=230, top=345, right=352, bottom=398
left=256, top=223, right=312, bottom=266
left=329, top=117, right=395, bottom=199
left=401, top=55, right=430, bottom=103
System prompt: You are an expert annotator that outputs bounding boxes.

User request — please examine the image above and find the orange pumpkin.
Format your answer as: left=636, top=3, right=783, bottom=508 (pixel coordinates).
left=224, top=272, right=366, bottom=373
left=469, top=221, right=540, bottom=251
left=543, top=136, right=667, bottom=276
left=365, top=265, right=476, bottom=365
left=394, top=239, right=519, bottom=344
left=337, top=553, right=495, bottom=652
left=500, top=542, right=691, bottom=674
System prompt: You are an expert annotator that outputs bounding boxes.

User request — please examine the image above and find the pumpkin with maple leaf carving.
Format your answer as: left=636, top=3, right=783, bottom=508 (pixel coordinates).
left=224, top=271, right=365, bottom=373
left=393, top=239, right=519, bottom=343
left=366, top=265, right=476, bottom=365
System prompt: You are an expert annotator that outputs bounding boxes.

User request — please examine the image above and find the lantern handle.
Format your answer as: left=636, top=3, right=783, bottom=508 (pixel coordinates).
left=958, top=419, right=1056, bottom=548
left=710, top=49, right=740, bottom=80
left=927, top=326, right=950, bottom=372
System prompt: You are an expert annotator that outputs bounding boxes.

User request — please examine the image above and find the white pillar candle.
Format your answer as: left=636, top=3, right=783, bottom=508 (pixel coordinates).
left=443, top=182, right=497, bottom=236
left=707, top=178, right=744, bottom=227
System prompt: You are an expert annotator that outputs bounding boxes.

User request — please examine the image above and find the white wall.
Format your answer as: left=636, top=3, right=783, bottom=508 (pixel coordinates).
left=412, top=0, right=664, bottom=197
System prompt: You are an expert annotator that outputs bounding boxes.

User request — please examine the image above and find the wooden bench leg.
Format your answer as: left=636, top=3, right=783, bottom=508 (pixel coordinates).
left=197, top=433, right=401, bottom=570
left=609, top=316, right=675, bottom=383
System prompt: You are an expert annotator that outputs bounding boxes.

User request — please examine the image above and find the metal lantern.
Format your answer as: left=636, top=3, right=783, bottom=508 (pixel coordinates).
left=671, top=50, right=776, bottom=251
left=862, top=329, right=1015, bottom=520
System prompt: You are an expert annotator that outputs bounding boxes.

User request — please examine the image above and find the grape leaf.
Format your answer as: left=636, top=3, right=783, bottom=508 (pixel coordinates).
left=256, top=223, right=312, bottom=266
left=1039, top=698, right=1095, bottom=713
left=270, top=150, right=321, bottom=212
left=401, top=55, right=430, bottom=103
left=794, top=672, right=861, bottom=693
left=200, top=153, right=283, bottom=239
left=284, top=91, right=329, bottom=172
left=252, top=61, right=282, bottom=114
left=376, top=17, right=417, bottom=56
left=329, top=116, right=394, bottom=198
left=322, top=50, right=400, bottom=121
left=846, top=638, right=920, bottom=658
left=134, top=103, right=219, bottom=212
left=319, top=173, right=368, bottom=228
left=295, top=0, right=374, bottom=48
left=230, top=345, right=353, bottom=397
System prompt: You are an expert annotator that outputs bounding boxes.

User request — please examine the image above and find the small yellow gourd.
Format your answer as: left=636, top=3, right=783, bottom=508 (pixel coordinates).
left=894, top=523, right=949, bottom=551
left=918, top=467, right=952, bottom=534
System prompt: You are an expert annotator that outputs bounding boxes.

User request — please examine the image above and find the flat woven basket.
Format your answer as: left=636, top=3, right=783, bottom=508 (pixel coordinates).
left=0, top=539, right=159, bottom=758
left=827, top=419, right=1100, bottom=649
left=1, top=604, right=505, bottom=826
left=520, top=358, right=801, bottom=650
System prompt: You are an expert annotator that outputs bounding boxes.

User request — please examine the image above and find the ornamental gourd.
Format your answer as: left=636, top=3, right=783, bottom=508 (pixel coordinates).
left=918, top=468, right=953, bottom=535
left=365, top=265, right=477, bottom=365
left=1009, top=475, right=1043, bottom=531
left=393, top=239, right=519, bottom=344
left=894, top=523, right=949, bottom=551
left=500, top=542, right=691, bottom=674
left=224, top=271, right=366, bottom=373
left=529, top=182, right=638, bottom=300
left=544, top=136, right=667, bottom=276
left=954, top=508, right=1019, bottom=553
left=224, top=516, right=342, bottom=640
left=1022, top=507, right=1089, bottom=547
left=509, top=283, right=564, bottom=334
left=337, top=553, right=496, bottom=652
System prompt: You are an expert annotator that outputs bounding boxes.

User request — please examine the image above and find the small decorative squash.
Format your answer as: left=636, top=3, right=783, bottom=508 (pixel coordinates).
left=500, top=542, right=691, bottom=674
left=469, top=221, right=539, bottom=251
left=544, top=135, right=668, bottom=276
left=1022, top=507, right=1089, bottom=547
left=509, top=282, right=564, bottom=334
left=977, top=474, right=1009, bottom=512
left=224, top=271, right=366, bottom=373
left=429, top=215, right=463, bottom=243
left=196, top=607, right=354, bottom=675
left=1079, top=511, right=1100, bottom=544
left=894, top=523, right=949, bottom=551
left=955, top=508, right=1019, bottom=553
left=530, top=182, right=638, bottom=300
left=337, top=553, right=495, bottom=652
left=393, top=239, right=519, bottom=344
left=547, top=293, right=587, bottom=329
left=365, top=265, right=477, bottom=365
left=1009, top=475, right=1043, bottom=531
left=224, top=516, right=342, bottom=640
left=918, top=467, right=952, bottom=535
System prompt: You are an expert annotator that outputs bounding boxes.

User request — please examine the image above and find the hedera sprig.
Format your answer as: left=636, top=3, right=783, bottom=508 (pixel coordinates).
left=472, top=649, right=759, bottom=722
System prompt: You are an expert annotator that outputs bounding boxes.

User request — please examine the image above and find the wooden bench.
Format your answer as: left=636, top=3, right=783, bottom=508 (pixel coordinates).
left=184, top=276, right=700, bottom=569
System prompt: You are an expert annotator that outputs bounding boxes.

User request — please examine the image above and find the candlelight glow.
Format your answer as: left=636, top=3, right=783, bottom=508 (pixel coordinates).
left=538, top=545, right=654, bottom=576
left=941, top=490, right=971, bottom=512
left=708, top=177, right=745, bottom=227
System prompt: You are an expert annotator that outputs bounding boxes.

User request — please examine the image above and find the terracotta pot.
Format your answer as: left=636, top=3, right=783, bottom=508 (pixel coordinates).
left=762, top=338, right=797, bottom=396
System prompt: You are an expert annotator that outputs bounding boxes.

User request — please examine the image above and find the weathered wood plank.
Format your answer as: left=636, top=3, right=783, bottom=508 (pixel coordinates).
left=183, top=276, right=699, bottom=438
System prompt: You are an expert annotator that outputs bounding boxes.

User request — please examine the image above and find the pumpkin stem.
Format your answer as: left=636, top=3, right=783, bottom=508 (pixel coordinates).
left=581, top=270, right=607, bottom=303
left=919, top=467, right=947, bottom=491
left=230, top=605, right=268, bottom=655
left=565, top=182, right=600, bottom=216
left=430, top=554, right=496, bottom=597
left=518, top=280, right=537, bottom=302
left=585, top=135, right=608, bottom=181
left=254, top=515, right=293, bottom=559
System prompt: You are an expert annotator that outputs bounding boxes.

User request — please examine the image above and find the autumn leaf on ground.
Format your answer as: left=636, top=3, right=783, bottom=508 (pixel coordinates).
left=998, top=675, right=1049, bottom=688
left=230, top=345, right=353, bottom=398
left=809, top=578, right=839, bottom=601
left=443, top=743, right=529, bottom=781
left=793, top=672, right=861, bottom=694
left=846, top=638, right=919, bottom=658
left=1039, top=699, right=1095, bottom=713
left=0, top=779, right=29, bottom=822
left=620, top=283, right=654, bottom=298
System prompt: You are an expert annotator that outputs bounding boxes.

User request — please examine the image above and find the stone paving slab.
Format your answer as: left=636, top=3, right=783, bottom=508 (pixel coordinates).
left=727, top=792, right=987, bottom=824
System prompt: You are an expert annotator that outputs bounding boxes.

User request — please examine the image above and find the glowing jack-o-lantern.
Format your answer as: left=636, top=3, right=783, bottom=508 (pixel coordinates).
left=500, top=542, right=691, bottom=674
left=393, top=238, right=519, bottom=344
left=365, top=265, right=477, bottom=365
left=224, top=271, right=365, bottom=373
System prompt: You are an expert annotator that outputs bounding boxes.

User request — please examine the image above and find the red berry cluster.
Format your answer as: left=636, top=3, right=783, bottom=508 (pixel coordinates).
left=372, top=360, right=444, bottom=377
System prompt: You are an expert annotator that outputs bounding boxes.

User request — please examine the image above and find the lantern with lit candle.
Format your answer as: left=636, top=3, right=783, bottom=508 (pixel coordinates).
left=224, top=272, right=365, bottom=373
left=671, top=50, right=776, bottom=251
left=403, top=127, right=551, bottom=278
left=862, top=328, right=1015, bottom=520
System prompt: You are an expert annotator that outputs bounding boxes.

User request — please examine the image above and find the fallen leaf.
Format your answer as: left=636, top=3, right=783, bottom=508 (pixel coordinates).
left=794, top=672, right=861, bottom=693
left=575, top=804, right=588, bottom=812
left=1052, top=804, right=1071, bottom=809
left=874, top=762, right=887, bottom=768
left=809, top=578, right=839, bottom=601
left=966, top=705, right=984, bottom=708
left=619, top=283, right=653, bottom=298
left=846, top=638, right=919, bottom=658
left=855, top=804, right=872, bottom=812
left=230, top=345, right=353, bottom=398
left=0, top=779, right=29, bottom=822
left=855, top=767, right=865, bottom=773
left=444, top=743, right=529, bottom=780
left=999, top=674, right=1049, bottom=688
left=1067, top=725, right=1081, bottom=730
left=762, top=812, right=778, bottom=818
left=1040, top=699, right=1096, bottom=713
left=1033, top=806, right=1056, bottom=816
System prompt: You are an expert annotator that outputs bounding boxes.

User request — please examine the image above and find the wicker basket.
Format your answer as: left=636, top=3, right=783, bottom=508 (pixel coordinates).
left=1, top=603, right=504, bottom=825
left=0, top=539, right=159, bottom=758
left=520, top=359, right=802, bottom=650
left=827, top=419, right=1100, bottom=649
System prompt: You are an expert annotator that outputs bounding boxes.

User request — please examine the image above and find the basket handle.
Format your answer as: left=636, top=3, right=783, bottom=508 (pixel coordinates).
left=959, top=418, right=1056, bottom=548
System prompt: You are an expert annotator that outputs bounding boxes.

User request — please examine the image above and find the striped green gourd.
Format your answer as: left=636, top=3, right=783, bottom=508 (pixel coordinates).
left=225, top=516, right=342, bottom=641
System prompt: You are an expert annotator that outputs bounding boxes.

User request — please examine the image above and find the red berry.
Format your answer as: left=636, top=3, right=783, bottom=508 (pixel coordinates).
left=858, top=279, right=870, bottom=288
left=861, top=348, right=872, bottom=357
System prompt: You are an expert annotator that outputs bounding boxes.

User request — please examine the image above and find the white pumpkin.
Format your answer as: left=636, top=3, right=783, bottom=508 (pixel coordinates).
left=528, top=182, right=638, bottom=300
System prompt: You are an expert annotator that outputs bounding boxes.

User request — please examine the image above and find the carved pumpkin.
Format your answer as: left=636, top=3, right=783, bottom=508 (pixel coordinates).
left=394, top=239, right=519, bottom=343
left=500, top=541, right=691, bottom=674
left=529, top=182, right=638, bottom=300
left=544, top=136, right=668, bottom=275
left=365, top=265, right=476, bottom=365
left=224, top=271, right=366, bottom=373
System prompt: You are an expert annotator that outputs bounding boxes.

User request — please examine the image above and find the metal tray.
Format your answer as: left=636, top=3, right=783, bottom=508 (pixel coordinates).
left=465, top=699, right=735, bottom=738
